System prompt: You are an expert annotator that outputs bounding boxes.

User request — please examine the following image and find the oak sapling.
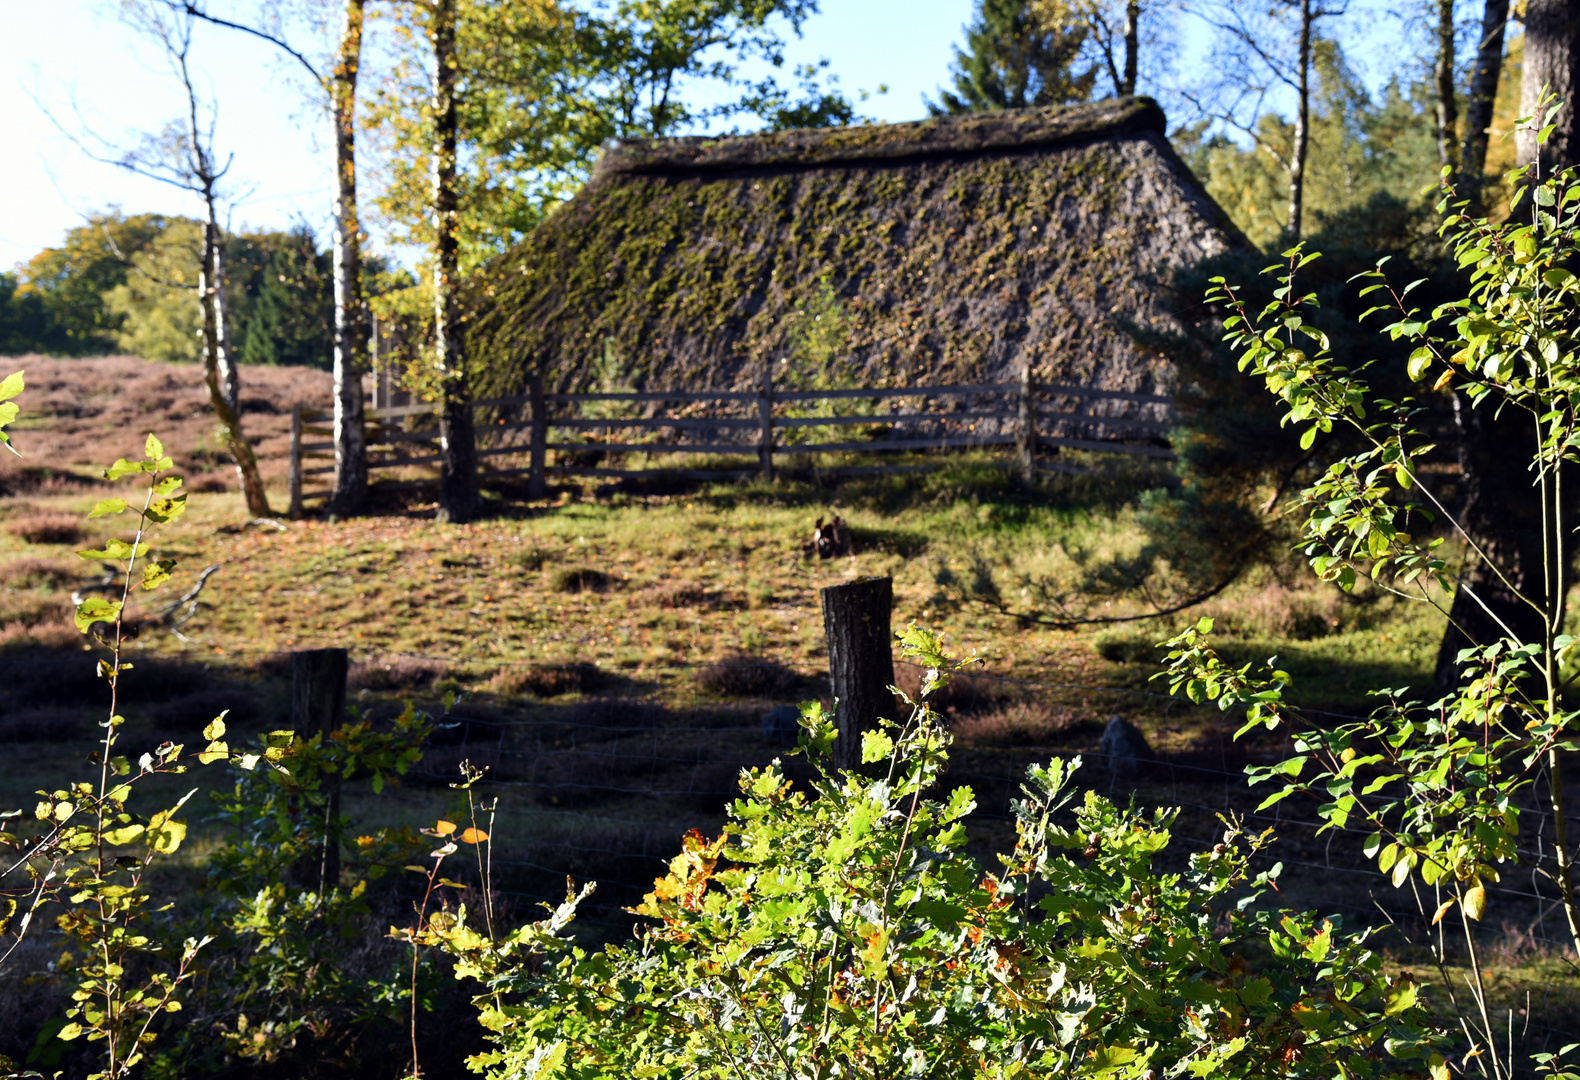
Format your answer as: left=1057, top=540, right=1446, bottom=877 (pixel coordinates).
left=422, top=624, right=1441, bottom=1079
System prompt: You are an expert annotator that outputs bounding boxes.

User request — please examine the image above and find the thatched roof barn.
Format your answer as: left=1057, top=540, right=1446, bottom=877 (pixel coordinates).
left=466, top=97, right=1243, bottom=398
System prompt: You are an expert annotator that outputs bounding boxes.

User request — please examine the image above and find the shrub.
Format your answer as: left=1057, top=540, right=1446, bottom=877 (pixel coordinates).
left=549, top=566, right=609, bottom=593
left=1159, top=114, right=1580, bottom=1076
left=350, top=654, right=447, bottom=691
left=422, top=626, right=1442, bottom=1079
left=6, top=512, right=85, bottom=545
left=948, top=699, right=1087, bottom=744
left=693, top=652, right=799, bottom=697
left=4, top=555, right=75, bottom=587
left=487, top=662, right=603, bottom=698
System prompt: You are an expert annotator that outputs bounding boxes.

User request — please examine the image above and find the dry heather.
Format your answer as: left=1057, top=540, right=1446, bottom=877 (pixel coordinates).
left=0, top=354, right=333, bottom=487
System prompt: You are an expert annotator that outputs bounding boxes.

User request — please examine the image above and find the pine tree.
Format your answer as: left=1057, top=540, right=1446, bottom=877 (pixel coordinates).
left=239, top=230, right=334, bottom=368
left=931, top=0, right=1095, bottom=115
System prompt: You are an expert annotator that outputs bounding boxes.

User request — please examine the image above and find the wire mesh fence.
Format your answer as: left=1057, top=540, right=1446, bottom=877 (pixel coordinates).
left=6, top=643, right=1579, bottom=1050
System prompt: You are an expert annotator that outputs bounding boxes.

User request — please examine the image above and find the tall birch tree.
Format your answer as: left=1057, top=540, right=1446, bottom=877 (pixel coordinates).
left=174, top=0, right=370, bottom=516
left=1185, top=0, right=1347, bottom=241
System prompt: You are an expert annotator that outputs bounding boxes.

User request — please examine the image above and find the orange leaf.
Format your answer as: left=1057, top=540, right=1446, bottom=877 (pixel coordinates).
left=460, top=827, right=489, bottom=844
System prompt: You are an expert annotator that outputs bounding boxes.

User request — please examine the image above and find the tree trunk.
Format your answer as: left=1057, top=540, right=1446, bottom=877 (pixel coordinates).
left=290, top=648, right=348, bottom=896
left=1459, top=0, right=1511, bottom=206
left=1120, top=0, right=1139, bottom=96
left=1433, top=398, right=1555, bottom=688
left=821, top=576, right=896, bottom=775
left=431, top=0, right=478, bottom=524
left=1285, top=0, right=1312, bottom=240
left=328, top=0, right=368, bottom=518
left=1435, top=0, right=1458, bottom=173
left=1518, top=0, right=1580, bottom=172
left=199, top=214, right=271, bottom=518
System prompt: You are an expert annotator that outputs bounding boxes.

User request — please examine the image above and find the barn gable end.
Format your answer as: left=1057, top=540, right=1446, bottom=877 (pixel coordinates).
left=467, top=97, right=1243, bottom=400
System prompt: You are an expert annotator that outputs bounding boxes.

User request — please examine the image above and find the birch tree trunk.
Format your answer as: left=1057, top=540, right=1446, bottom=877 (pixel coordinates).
left=1517, top=0, right=1580, bottom=172
left=431, top=0, right=478, bottom=524
left=1459, top=0, right=1511, bottom=206
left=328, top=0, right=368, bottom=518
left=1285, top=0, right=1312, bottom=240
left=199, top=213, right=271, bottom=518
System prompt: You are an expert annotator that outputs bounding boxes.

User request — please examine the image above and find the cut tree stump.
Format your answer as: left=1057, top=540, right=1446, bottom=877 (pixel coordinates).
left=820, top=576, right=895, bottom=774
left=291, top=648, right=348, bottom=895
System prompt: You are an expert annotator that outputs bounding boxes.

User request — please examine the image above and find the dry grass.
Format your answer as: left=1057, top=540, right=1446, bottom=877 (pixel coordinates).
left=0, top=354, right=332, bottom=485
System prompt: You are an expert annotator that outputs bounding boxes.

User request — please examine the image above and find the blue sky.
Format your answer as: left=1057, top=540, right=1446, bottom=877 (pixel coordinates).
left=1, top=0, right=1417, bottom=271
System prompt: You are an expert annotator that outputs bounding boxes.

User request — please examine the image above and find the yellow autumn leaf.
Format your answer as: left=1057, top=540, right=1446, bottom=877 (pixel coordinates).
left=460, top=827, right=489, bottom=844
left=433, top=820, right=457, bottom=836
left=1463, top=884, right=1487, bottom=921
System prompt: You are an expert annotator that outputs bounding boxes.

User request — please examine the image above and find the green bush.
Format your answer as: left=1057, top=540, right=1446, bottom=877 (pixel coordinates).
left=423, top=626, right=1440, bottom=1079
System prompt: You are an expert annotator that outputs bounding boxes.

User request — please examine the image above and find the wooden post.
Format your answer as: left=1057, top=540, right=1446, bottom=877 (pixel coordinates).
left=1016, top=363, right=1035, bottom=483
left=758, top=361, right=774, bottom=482
left=820, top=576, right=895, bottom=774
left=288, top=406, right=304, bottom=519
left=528, top=370, right=547, bottom=499
left=291, top=648, right=348, bottom=895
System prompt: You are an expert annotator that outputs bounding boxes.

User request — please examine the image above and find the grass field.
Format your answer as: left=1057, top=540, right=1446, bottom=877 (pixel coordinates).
left=3, top=356, right=1578, bottom=1071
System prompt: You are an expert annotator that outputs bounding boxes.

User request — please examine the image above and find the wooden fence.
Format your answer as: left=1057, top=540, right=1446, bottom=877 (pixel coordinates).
left=288, top=372, right=1174, bottom=515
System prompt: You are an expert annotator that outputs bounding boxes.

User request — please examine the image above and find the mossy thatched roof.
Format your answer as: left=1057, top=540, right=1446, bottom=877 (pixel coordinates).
left=466, top=96, right=1243, bottom=399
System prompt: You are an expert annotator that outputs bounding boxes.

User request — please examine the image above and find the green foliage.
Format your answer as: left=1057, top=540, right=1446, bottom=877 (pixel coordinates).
left=235, top=225, right=335, bottom=369
left=148, top=707, right=433, bottom=1075
left=425, top=626, right=1437, bottom=1079
left=6, top=212, right=336, bottom=365
left=0, top=369, right=21, bottom=456
left=366, top=0, right=858, bottom=271
left=5, top=213, right=170, bottom=356
left=0, top=429, right=279, bottom=1080
left=930, top=0, right=1096, bottom=115
left=1160, top=101, right=1580, bottom=1076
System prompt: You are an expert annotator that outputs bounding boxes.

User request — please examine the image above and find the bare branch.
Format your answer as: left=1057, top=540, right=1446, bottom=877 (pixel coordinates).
left=169, top=1, right=328, bottom=90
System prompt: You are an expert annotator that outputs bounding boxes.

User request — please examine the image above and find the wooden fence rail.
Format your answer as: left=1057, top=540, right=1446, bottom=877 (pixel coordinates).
left=289, top=376, right=1174, bottom=516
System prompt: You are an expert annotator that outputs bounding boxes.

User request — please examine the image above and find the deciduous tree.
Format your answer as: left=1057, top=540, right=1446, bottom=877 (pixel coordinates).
left=73, top=3, right=275, bottom=517
left=175, top=0, right=371, bottom=516
left=1185, top=0, right=1349, bottom=240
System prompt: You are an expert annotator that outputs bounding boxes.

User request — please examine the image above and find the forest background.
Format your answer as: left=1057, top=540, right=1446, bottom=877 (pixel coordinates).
left=0, top=0, right=1539, bottom=364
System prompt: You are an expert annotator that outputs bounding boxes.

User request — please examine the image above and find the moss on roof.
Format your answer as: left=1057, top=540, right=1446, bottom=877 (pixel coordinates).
left=465, top=96, right=1244, bottom=401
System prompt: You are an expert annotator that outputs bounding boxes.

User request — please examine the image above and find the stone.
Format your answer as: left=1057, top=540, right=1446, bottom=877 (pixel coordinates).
left=763, top=704, right=802, bottom=745
left=1098, top=715, right=1151, bottom=777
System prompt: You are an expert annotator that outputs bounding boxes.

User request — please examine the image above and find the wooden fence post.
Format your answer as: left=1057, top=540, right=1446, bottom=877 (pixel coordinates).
left=1016, top=363, right=1035, bottom=483
left=758, top=361, right=775, bottom=482
left=291, top=648, right=348, bottom=895
left=529, top=370, right=547, bottom=499
left=289, top=406, right=304, bottom=519
left=820, top=576, right=895, bottom=774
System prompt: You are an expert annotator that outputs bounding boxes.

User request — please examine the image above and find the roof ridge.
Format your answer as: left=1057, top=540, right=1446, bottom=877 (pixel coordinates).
left=594, top=96, right=1166, bottom=177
